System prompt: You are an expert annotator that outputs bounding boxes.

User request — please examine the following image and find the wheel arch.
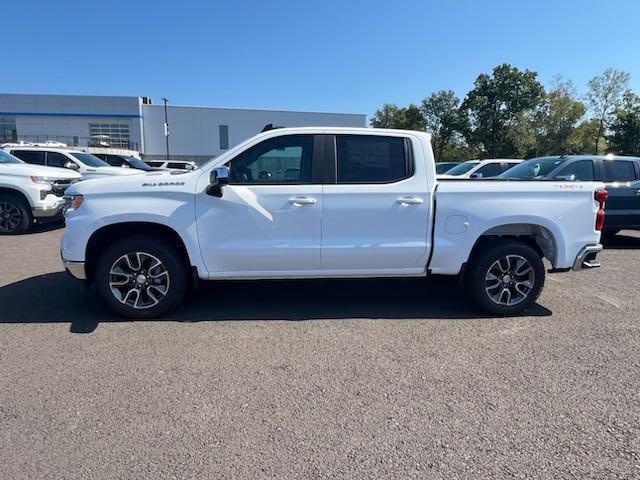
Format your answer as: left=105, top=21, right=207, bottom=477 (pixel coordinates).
left=85, top=222, right=194, bottom=284
left=468, top=222, right=560, bottom=268
left=0, top=186, right=31, bottom=208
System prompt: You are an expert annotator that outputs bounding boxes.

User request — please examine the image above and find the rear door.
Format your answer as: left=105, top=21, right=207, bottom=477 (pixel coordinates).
left=598, top=159, right=640, bottom=229
left=321, top=133, right=431, bottom=274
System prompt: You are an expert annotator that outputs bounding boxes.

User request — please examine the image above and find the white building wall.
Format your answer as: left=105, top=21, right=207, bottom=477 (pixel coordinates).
left=142, top=105, right=366, bottom=160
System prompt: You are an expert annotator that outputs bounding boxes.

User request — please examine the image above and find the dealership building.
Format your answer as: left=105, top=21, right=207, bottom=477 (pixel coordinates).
left=0, top=93, right=366, bottom=164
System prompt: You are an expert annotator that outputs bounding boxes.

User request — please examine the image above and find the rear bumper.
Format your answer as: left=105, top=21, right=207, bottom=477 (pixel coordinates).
left=572, top=244, right=603, bottom=270
left=62, top=254, right=86, bottom=280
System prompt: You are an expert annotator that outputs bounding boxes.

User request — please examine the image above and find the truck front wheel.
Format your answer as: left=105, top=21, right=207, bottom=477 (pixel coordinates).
left=0, top=193, right=32, bottom=234
left=95, top=235, right=188, bottom=319
left=466, top=240, right=545, bottom=316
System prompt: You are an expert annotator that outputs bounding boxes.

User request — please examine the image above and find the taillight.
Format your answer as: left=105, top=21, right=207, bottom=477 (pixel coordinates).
left=595, top=189, right=607, bottom=231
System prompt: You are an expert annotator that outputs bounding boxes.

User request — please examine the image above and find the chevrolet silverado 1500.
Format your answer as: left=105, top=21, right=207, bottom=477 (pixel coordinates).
left=60, top=128, right=606, bottom=318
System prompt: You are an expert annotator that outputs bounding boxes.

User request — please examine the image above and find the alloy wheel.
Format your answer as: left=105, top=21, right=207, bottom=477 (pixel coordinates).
left=108, top=252, right=171, bottom=309
left=0, top=202, right=22, bottom=233
left=484, top=254, right=535, bottom=306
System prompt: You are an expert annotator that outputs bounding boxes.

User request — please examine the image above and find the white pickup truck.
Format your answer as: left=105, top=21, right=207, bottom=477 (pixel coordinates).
left=60, top=127, right=606, bottom=318
left=0, top=149, right=81, bottom=233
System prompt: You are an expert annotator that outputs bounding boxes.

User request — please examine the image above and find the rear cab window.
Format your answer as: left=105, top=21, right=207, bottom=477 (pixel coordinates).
left=335, top=135, right=412, bottom=183
left=11, top=150, right=45, bottom=165
left=554, top=160, right=594, bottom=181
left=602, top=160, right=637, bottom=182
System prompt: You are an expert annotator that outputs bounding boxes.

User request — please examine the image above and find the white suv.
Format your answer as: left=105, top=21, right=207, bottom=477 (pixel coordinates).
left=0, top=149, right=81, bottom=233
left=437, top=159, right=523, bottom=179
left=5, top=147, right=144, bottom=180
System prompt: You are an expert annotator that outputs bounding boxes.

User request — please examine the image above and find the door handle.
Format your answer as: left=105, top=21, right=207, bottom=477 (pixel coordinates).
left=396, top=196, right=424, bottom=205
left=288, top=196, right=317, bottom=205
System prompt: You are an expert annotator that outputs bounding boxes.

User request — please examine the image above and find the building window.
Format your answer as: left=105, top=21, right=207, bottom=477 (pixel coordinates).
left=219, top=125, right=229, bottom=150
left=89, top=123, right=131, bottom=149
left=0, top=117, right=17, bottom=143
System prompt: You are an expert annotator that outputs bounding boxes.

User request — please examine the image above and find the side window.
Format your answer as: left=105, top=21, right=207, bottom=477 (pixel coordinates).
left=229, top=135, right=313, bottom=184
left=46, top=152, right=71, bottom=168
left=503, top=162, right=520, bottom=172
left=11, top=150, right=45, bottom=165
left=602, top=160, right=636, bottom=182
left=555, top=160, right=594, bottom=181
left=336, top=135, right=409, bottom=183
left=473, top=163, right=502, bottom=178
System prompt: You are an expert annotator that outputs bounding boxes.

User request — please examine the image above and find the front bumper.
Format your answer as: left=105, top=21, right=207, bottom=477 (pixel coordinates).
left=33, top=199, right=65, bottom=219
left=572, top=244, right=603, bottom=270
left=62, top=255, right=87, bottom=280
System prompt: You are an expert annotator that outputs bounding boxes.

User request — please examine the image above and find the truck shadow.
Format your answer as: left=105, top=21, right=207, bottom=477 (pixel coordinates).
left=0, top=272, right=552, bottom=333
left=601, top=232, right=640, bottom=250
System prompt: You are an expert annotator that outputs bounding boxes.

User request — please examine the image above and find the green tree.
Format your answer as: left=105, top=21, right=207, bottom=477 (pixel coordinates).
left=570, top=119, right=601, bottom=154
left=607, top=91, right=640, bottom=155
left=370, top=103, right=405, bottom=128
left=460, top=64, right=545, bottom=157
left=585, top=68, right=630, bottom=154
left=370, top=103, right=425, bottom=130
left=534, top=78, right=586, bottom=155
left=398, top=104, right=425, bottom=131
left=420, top=90, right=463, bottom=159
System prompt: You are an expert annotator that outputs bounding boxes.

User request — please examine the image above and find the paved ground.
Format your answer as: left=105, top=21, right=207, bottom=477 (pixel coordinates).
left=0, top=224, right=639, bottom=479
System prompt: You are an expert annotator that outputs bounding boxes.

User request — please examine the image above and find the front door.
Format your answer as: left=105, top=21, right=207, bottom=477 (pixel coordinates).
left=321, top=134, right=432, bottom=274
left=195, top=134, right=323, bottom=277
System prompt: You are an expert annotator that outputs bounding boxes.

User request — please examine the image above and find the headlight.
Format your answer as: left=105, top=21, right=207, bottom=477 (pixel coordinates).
left=63, top=194, right=84, bottom=215
left=29, top=176, right=53, bottom=185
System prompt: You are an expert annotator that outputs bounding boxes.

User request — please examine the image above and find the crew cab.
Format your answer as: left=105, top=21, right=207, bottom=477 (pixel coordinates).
left=499, top=155, right=640, bottom=237
left=5, top=147, right=144, bottom=180
left=60, top=128, right=606, bottom=318
left=0, top=149, right=81, bottom=233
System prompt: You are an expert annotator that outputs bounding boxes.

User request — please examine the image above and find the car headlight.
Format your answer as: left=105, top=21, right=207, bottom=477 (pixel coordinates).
left=29, top=176, right=53, bottom=185
left=63, top=194, right=84, bottom=215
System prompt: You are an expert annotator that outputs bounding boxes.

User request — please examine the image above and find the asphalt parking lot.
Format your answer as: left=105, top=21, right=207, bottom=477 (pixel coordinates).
left=1, top=225, right=639, bottom=479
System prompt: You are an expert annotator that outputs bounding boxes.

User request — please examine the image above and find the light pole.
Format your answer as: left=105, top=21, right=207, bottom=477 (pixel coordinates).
left=162, top=98, right=170, bottom=162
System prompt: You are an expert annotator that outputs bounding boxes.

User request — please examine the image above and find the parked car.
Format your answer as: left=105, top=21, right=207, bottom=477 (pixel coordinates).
left=4, top=147, right=144, bottom=180
left=0, top=149, right=81, bottom=233
left=435, top=161, right=459, bottom=174
left=61, top=127, right=605, bottom=319
left=93, top=153, right=156, bottom=171
left=144, top=160, right=198, bottom=171
left=499, top=155, right=640, bottom=237
left=438, top=159, right=523, bottom=179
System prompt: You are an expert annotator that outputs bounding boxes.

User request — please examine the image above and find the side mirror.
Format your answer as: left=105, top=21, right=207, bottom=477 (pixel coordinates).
left=64, top=161, right=79, bottom=170
left=206, top=166, right=230, bottom=197
left=470, top=172, right=483, bottom=179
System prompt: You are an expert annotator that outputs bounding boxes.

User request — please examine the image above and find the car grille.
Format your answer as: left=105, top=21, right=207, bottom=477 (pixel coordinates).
left=51, top=179, right=78, bottom=197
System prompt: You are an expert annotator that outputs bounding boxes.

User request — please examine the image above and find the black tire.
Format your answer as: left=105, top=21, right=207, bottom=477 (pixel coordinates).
left=95, top=235, right=188, bottom=319
left=0, top=193, right=32, bottom=234
left=465, top=239, right=545, bottom=316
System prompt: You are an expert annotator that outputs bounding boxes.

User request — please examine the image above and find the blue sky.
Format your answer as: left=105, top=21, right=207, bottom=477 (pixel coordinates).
left=2, top=0, right=639, bottom=118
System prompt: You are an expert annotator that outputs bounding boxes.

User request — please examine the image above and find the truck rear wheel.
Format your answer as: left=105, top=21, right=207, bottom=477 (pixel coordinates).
left=0, top=193, right=32, bottom=234
left=466, top=240, right=545, bottom=316
left=95, top=235, right=188, bottom=319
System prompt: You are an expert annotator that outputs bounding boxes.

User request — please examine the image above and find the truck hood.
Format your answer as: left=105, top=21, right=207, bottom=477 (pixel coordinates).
left=0, top=162, right=82, bottom=180
left=68, top=170, right=198, bottom=195
left=85, top=166, right=146, bottom=176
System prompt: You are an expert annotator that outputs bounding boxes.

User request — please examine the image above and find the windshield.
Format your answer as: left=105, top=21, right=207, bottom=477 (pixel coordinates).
left=125, top=157, right=153, bottom=171
left=70, top=152, right=109, bottom=168
left=0, top=150, right=23, bottom=164
left=500, top=158, right=566, bottom=179
left=435, top=162, right=457, bottom=174
left=445, top=161, right=479, bottom=176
